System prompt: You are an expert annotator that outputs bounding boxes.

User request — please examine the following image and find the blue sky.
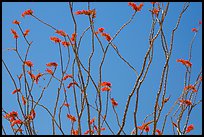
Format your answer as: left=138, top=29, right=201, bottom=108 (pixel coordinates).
left=2, top=2, right=202, bottom=135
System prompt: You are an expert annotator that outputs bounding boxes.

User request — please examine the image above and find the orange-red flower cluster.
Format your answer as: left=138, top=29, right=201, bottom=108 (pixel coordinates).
left=30, top=109, right=36, bottom=120
left=11, top=29, right=19, bottom=39
left=184, top=85, right=197, bottom=92
left=137, top=121, right=152, bottom=131
left=63, top=74, right=73, bottom=81
left=4, top=111, right=18, bottom=119
left=101, top=81, right=111, bottom=92
left=12, top=20, right=20, bottom=25
left=186, top=124, right=194, bottom=133
left=101, top=32, right=112, bottom=41
left=71, top=33, right=77, bottom=42
left=46, top=68, right=53, bottom=75
left=67, top=81, right=78, bottom=89
left=22, top=9, right=33, bottom=17
left=61, top=41, right=71, bottom=47
left=23, top=29, right=30, bottom=37
left=98, top=27, right=104, bottom=33
left=111, top=98, right=118, bottom=106
left=176, top=59, right=192, bottom=67
left=46, top=62, right=58, bottom=67
left=11, top=119, right=23, bottom=127
left=12, top=88, right=21, bottom=94
left=72, top=129, right=78, bottom=135
left=27, top=71, right=35, bottom=80
left=96, top=28, right=112, bottom=41
left=24, top=60, right=34, bottom=67
left=156, top=129, right=162, bottom=135
left=84, top=129, right=94, bottom=135
left=22, top=95, right=26, bottom=105
left=55, top=30, right=67, bottom=37
left=192, top=28, right=198, bottom=32
left=64, top=103, right=70, bottom=107
left=179, top=99, right=192, bottom=106
left=151, top=8, right=160, bottom=16
left=50, top=36, right=61, bottom=43
left=128, top=2, right=144, bottom=12
left=35, top=73, right=43, bottom=84
left=67, top=114, right=76, bottom=122
left=75, top=9, right=96, bottom=18
left=89, top=117, right=95, bottom=125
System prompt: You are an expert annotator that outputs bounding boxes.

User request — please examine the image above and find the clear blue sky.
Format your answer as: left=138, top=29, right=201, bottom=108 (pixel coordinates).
left=2, top=2, right=202, bottom=135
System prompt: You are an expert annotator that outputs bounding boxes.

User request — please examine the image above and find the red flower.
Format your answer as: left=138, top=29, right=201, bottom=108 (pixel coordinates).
left=75, top=9, right=96, bottom=18
left=101, top=32, right=112, bottom=41
left=18, top=74, right=23, bottom=79
left=63, top=103, right=70, bottom=107
left=50, top=36, right=61, bottom=43
left=172, top=122, right=178, bottom=127
left=151, top=8, right=160, bottom=15
left=89, top=117, right=95, bottom=125
left=22, top=95, right=26, bottom=105
left=192, top=28, right=198, bottom=32
left=11, top=29, right=19, bottom=39
left=199, top=21, right=202, bottom=25
left=61, top=41, right=70, bottom=47
left=101, top=81, right=112, bottom=87
left=27, top=71, right=36, bottom=80
left=151, top=2, right=157, bottom=4
left=186, top=124, right=194, bottom=133
left=179, top=99, right=192, bottom=106
left=35, top=73, right=43, bottom=84
left=67, top=81, right=78, bottom=88
left=46, top=62, right=58, bottom=67
left=63, top=74, right=73, bottom=80
left=46, top=68, right=53, bottom=75
left=12, top=89, right=21, bottom=94
left=30, top=109, right=36, bottom=120
left=22, top=9, right=33, bottom=17
left=176, top=59, right=192, bottom=67
left=98, top=27, right=104, bottom=33
left=23, top=29, right=30, bottom=36
left=11, top=119, right=23, bottom=127
left=24, top=60, right=34, bottom=67
left=128, top=2, right=144, bottom=12
left=101, top=87, right=111, bottom=92
left=184, top=85, right=197, bottom=92
left=12, top=20, right=20, bottom=25
left=67, top=114, right=76, bottom=122
left=111, top=98, right=118, bottom=106
left=71, top=33, right=77, bottom=42
left=101, top=127, right=106, bottom=131
left=55, top=30, right=67, bottom=37
left=144, top=125, right=150, bottom=132
left=72, top=129, right=78, bottom=135
left=156, top=129, right=162, bottom=135
left=84, top=129, right=94, bottom=135
left=4, top=111, right=18, bottom=119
